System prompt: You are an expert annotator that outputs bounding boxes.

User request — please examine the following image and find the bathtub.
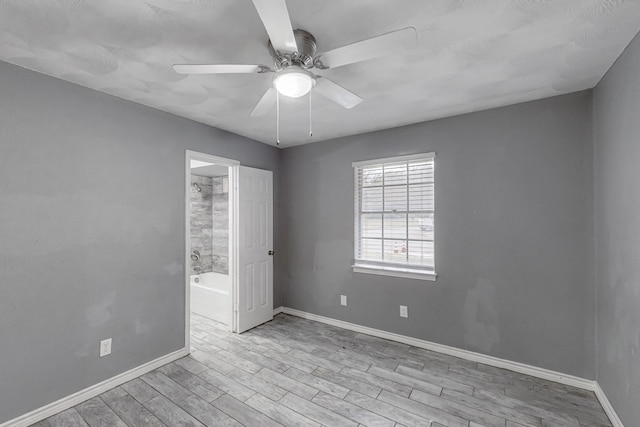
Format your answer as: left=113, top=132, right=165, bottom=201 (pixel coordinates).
left=190, top=271, right=231, bottom=325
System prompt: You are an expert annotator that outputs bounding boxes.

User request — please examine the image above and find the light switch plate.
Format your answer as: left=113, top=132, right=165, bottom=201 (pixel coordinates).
left=340, top=295, right=347, bottom=306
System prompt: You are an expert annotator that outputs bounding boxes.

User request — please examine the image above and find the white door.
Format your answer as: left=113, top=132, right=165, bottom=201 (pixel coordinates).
left=237, top=166, right=273, bottom=333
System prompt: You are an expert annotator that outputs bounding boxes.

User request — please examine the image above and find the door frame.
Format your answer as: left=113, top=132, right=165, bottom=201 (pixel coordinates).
left=184, top=150, right=240, bottom=351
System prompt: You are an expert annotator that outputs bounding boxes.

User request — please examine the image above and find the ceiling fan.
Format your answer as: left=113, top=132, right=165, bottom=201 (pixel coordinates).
left=173, top=0, right=417, bottom=140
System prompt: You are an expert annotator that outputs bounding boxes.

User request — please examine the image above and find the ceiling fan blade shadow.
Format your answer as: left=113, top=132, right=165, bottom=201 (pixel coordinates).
left=316, top=27, right=417, bottom=69
left=314, top=78, right=362, bottom=109
left=173, top=64, right=271, bottom=74
left=252, top=0, right=297, bottom=53
left=251, top=87, right=277, bottom=117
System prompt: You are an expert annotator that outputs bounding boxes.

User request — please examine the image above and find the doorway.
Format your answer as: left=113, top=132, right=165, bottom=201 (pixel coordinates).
left=184, top=151, right=274, bottom=351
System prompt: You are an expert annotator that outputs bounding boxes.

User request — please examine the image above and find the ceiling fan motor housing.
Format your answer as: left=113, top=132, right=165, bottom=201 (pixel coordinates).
left=268, top=29, right=317, bottom=70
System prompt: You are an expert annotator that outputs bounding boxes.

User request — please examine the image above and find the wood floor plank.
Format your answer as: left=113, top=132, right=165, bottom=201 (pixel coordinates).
left=312, top=392, right=396, bottom=427
left=394, top=365, right=473, bottom=395
left=441, top=389, right=541, bottom=427
left=282, top=367, right=350, bottom=398
left=196, top=368, right=256, bottom=402
left=176, top=395, right=242, bottom=427
left=331, top=347, right=399, bottom=371
left=473, top=388, right=580, bottom=427
left=409, top=347, right=478, bottom=369
left=174, top=357, right=209, bottom=375
left=280, top=392, right=358, bottom=427
left=287, top=348, right=345, bottom=372
left=370, top=364, right=446, bottom=396
left=221, top=333, right=271, bottom=354
left=121, top=378, right=161, bottom=404
left=99, top=387, right=128, bottom=404
left=189, top=350, right=236, bottom=374
left=163, top=364, right=224, bottom=402
left=409, top=389, right=505, bottom=427
left=213, top=349, right=264, bottom=374
left=107, top=394, right=165, bottom=427
left=47, top=408, right=89, bottom=427
left=362, top=346, right=430, bottom=371
left=75, top=397, right=128, bottom=427
left=255, top=327, right=318, bottom=354
left=312, top=366, right=382, bottom=398
left=226, top=368, right=288, bottom=401
left=354, top=333, right=410, bottom=352
left=440, top=366, right=506, bottom=395
left=245, top=394, right=321, bottom=427
left=141, top=371, right=193, bottom=403
left=228, top=347, right=290, bottom=373
left=311, top=347, right=372, bottom=371
left=256, top=367, right=319, bottom=400
left=448, top=363, right=515, bottom=388
left=211, top=394, right=283, bottom=427
left=245, top=335, right=294, bottom=355
left=344, top=391, right=432, bottom=427
left=377, top=390, right=469, bottom=427
left=264, top=348, right=318, bottom=372
left=143, top=395, right=205, bottom=427
left=504, top=385, right=609, bottom=425
left=341, top=367, right=414, bottom=397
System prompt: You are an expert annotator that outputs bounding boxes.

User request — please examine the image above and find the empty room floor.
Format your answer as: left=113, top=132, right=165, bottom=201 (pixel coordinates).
left=32, top=314, right=611, bottom=427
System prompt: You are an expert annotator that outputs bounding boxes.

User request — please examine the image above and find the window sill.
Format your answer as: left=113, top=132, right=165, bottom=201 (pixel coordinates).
left=352, top=264, right=437, bottom=281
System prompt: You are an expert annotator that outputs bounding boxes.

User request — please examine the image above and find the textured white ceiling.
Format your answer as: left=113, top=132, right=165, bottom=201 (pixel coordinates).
left=0, top=1, right=639, bottom=147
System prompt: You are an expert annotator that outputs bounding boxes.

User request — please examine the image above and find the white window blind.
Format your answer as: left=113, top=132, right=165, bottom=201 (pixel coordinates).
left=353, top=153, right=435, bottom=276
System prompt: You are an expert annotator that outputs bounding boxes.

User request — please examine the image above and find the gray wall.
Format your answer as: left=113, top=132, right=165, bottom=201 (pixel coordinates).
left=281, top=91, right=595, bottom=378
left=0, top=60, right=281, bottom=423
left=593, top=33, right=640, bottom=425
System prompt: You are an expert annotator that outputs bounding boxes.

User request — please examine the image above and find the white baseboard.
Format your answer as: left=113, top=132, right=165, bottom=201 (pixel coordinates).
left=279, top=307, right=624, bottom=426
left=1, top=348, right=189, bottom=427
left=6, top=310, right=624, bottom=427
left=594, top=382, right=624, bottom=427
left=280, top=307, right=594, bottom=389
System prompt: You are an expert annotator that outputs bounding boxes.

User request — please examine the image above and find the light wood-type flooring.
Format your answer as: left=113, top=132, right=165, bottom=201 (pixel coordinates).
left=32, top=313, right=612, bottom=427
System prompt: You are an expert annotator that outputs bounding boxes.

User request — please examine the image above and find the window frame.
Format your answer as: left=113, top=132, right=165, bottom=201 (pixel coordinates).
left=352, top=152, right=437, bottom=281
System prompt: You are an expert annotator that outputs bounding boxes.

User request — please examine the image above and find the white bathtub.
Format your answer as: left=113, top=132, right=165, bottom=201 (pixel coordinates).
left=190, top=271, right=231, bottom=325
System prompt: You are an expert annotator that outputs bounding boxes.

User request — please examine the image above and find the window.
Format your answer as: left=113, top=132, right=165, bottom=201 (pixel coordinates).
left=353, top=153, right=436, bottom=280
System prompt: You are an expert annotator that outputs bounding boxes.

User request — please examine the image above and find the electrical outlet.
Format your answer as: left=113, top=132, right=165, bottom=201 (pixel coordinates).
left=100, top=338, right=112, bottom=357
left=340, top=295, right=347, bottom=306
left=400, top=305, right=408, bottom=318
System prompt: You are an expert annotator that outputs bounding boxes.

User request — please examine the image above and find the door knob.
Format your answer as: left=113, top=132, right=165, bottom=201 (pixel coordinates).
left=268, top=250, right=274, bottom=256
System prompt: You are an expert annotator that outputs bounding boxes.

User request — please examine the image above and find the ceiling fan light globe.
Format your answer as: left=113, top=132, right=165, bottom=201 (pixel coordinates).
left=273, top=67, right=315, bottom=98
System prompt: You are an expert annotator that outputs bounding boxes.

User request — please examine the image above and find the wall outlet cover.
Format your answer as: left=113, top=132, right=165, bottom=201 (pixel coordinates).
left=340, top=295, right=347, bottom=306
left=400, top=305, right=408, bottom=318
left=100, top=338, right=112, bottom=357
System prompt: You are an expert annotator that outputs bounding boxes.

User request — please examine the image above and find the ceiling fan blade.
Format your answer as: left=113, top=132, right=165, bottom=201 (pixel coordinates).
left=314, top=78, right=362, bottom=109
left=173, top=64, right=271, bottom=74
left=252, top=0, right=297, bottom=53
left=316, top=27, right=417, bottom=69
left=251, top=87, right=277, bottom=117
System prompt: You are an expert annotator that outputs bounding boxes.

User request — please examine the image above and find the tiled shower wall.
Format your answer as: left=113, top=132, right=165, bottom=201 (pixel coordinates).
left=211, top=175, right=229, bottom=274
left=190, top=175, right=229, bottom=274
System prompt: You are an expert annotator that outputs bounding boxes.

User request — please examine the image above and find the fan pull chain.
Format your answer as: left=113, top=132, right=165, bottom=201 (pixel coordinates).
left=276, top=90, right=280, bottom=145
left=309, top=90, right=313, bottom=138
